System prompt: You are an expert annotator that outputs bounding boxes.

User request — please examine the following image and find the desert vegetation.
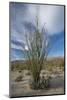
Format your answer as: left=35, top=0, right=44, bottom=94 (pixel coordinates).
left=10, top=57, right=64, bottom=97
left=11, top=58, right=64, bottom=72
left=23, top=15, right=51, bottom=89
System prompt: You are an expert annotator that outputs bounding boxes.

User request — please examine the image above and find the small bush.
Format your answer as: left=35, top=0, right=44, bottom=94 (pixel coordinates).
left=26, top=71, right=31, bottom=75
left=15, top=75, right=23, bottom=82
left=19, top=70, right=22, bottom=73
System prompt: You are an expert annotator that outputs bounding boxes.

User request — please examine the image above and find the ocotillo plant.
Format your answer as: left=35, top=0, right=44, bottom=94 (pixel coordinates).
left=25, top=15, right=50, bottom=89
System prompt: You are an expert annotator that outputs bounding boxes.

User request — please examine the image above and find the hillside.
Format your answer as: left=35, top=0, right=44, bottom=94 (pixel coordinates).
left=10, top=57, right=64, bottom=71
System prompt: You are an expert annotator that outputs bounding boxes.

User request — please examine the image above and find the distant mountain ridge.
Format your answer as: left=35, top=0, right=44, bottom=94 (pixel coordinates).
left=11, top=57, right=64, bottom=71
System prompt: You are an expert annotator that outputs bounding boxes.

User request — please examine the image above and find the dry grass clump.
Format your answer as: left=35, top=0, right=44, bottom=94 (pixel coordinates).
left=15, top=75, right=23, bottom=82
left=25, top=71, right=31, bottom=76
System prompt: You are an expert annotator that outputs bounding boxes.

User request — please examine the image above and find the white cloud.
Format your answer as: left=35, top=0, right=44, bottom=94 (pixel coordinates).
left=11, top=4, right=64, bottom=48
left=11, top=4, right=64, bottom=42
left=11, top=43, right=24, bottom=50
left=25, top=45, right=28, bottom=51
left=27, top=5, right=64, bottom=34
left=11, top=39, right=28, bottom=51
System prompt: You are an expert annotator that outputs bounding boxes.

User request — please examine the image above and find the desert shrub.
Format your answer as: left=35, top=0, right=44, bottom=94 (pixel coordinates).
left=24, top=13, right=51, bottom=89
left=11, top=60, right=29, bottom=71
left=19, top=70, right=22, bottom=73
left=15, top=75, right=23, bottom=82
left=25, top=71, right=31, bottom=75
left=47, top=66, right=53, bottom=72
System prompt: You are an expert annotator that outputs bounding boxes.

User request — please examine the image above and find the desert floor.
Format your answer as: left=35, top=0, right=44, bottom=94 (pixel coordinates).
left=10, top=69, right=64, bottom=97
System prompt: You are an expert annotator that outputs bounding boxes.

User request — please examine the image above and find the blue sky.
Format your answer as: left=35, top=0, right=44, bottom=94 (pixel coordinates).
left=10, top=2, right=64, bottom=61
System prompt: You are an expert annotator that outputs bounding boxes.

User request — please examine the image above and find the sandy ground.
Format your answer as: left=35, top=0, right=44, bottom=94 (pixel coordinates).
left=10, top=70, right=64, bottom=97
